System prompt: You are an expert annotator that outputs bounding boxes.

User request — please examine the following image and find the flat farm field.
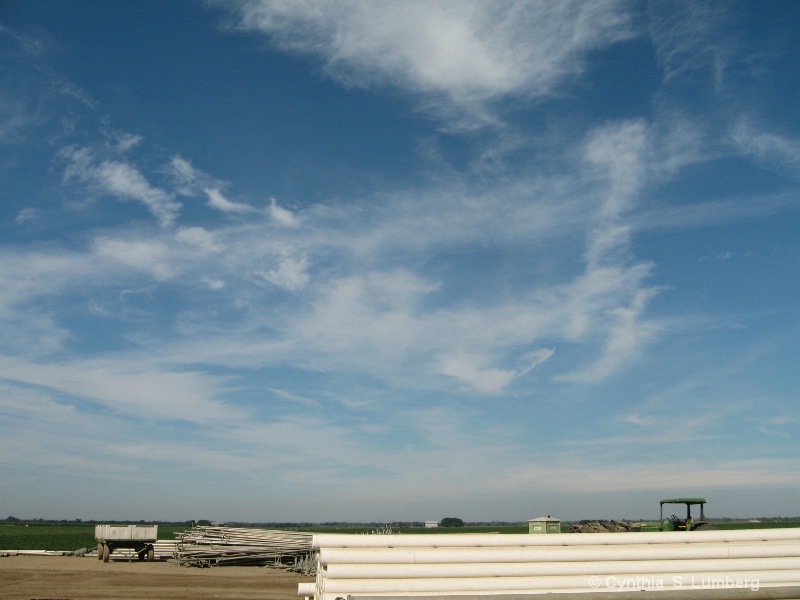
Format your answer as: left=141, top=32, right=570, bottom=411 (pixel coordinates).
left=0, top=523, right=186, bottom=551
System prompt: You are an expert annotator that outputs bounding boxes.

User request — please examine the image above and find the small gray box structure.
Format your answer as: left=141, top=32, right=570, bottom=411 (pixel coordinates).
left=528, top=516, right=561, bottom=534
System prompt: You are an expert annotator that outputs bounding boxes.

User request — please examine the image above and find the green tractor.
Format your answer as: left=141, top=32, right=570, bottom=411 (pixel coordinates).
left=632, top=498, right=715, bottom=532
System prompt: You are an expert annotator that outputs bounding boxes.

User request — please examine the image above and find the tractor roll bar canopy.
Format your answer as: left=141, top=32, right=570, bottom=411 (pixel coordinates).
left=660, top=498, right=706, bottom=521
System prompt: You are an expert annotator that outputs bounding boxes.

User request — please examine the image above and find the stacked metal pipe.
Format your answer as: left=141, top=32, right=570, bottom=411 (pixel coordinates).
left=174, top=526, right=314, bottom=570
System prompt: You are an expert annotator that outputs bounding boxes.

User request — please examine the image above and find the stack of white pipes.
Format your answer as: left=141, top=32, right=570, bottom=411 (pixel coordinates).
left=300, top=528, right=800, bottom=599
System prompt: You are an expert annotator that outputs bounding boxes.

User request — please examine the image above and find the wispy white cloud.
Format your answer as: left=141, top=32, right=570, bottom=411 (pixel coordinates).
left=633, top=190, right=800, bottom=232
left=516, top=348, right=556, bottom=378
left=167, top=157, right=293, bottom=219
left=254, top=250, right=310, bottom=292
left=760, top=415, right=799, bottom=426
left=269, top=197, right=299, bottom=226
left=93, top=236, right=177, bottom=281
left=560, top=287, right=662, bottom=383
left=60, top=145, right=181, bottom=227
left=4, top=113, right=751, bottom=400
left=647, top=1, right=735, bottom=88
left=167, top=155, right=215, bottom=196
left=92, top=161, right=180, bottom=226
left=284, top=269, right=438, bottom=366
left=436, top=347, right=555, bottom=394
left=15, top=207, right=40, bottom=224
left=0, top=355, right=245, bottom=425
left=269, top=387, right=321, bottom=409
left=438, top=353, right=518, bottom=395
left=205, top=187, right=260, bottom=214
left=53, top=79, right=97, bottom=109
left=620, top=413, right=657, bottom=427
left=584, top=119, right=649, bottom=219
left=0, top=21, right=47, bottom=56
left=0, top=249, right=95, bottom=354
left=504, top=458, right=800, bottom=494
left=731, top=118, right=800, bottom=175
left=0, top=95, right=39, bottom=143
left=544, top=120, right=663, bottom=382
left=750, top=415, right=798, bottom=439
left=175, top=226, right=223, bottom=255
left=102, top=128, right=144, bottom=153
left=223, top=0, right=635, bottom=128
left=19, top=119, right=671, bottom=395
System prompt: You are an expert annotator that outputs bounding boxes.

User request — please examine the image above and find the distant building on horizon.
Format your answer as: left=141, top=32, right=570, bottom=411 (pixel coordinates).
left=425, top=521, right=438, bottom=528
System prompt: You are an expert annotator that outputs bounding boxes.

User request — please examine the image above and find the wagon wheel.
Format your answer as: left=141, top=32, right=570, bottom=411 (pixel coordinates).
left=147, top=544, right=155, bottom=562
left=102, top=543, right=110, bottom=563
left=97, top=543, right=104, bottom=560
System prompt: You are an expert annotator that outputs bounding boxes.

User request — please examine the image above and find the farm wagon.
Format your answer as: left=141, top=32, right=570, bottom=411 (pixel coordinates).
left=95, top=524, right=158, bottom=563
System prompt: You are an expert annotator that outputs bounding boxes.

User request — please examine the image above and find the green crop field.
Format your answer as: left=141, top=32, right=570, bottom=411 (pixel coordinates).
left=712, top=521, right=800, bottom=530
left=0, top=524, right=186, bottom=552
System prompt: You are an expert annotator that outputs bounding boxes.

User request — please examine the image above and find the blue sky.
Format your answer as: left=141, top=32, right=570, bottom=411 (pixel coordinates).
left=0, top=1, right=797, bottom=523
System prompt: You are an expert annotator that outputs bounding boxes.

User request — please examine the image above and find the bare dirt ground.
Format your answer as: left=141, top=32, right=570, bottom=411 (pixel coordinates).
left=0, top=555, right=314, bottom=600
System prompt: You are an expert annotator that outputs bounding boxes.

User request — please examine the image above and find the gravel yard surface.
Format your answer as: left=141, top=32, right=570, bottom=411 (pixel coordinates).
left=0, top=555, right=312, bottom=600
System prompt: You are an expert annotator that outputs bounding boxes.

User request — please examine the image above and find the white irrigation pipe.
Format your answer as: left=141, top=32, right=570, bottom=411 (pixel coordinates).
left=344, top=590, right=800, bottom=600
left=322, top=556, right=800, bottom=579
left=320, top=569, right=800, bottom=594
left=298, top=583, right=316, bottom=596
left=308, top=529, right=800, bottom=600
left=312, top=528, right=800, bottom=549
left=319, top=540, right=800, bottom=566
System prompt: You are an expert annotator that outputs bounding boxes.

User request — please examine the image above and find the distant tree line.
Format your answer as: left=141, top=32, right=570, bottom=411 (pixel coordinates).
left=3, top=516, right=194, bottom=526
